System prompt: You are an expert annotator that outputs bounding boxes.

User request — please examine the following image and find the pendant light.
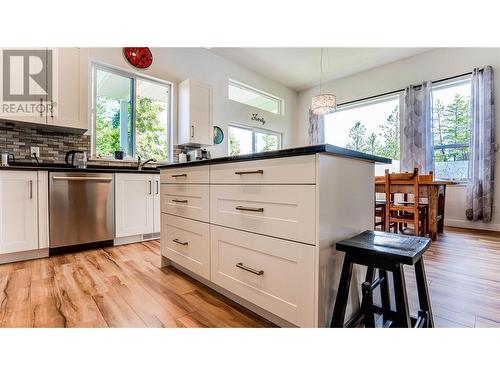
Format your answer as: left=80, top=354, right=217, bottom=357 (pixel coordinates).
left=311, top=48, right=337, bottom=115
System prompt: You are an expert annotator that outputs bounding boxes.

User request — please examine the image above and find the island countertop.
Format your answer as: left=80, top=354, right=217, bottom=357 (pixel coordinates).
left=158, top=144, right=392, bottom=169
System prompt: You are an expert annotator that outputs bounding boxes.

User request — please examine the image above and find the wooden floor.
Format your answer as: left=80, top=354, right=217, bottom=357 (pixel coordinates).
left=0, top=227, right=499, bottom=328
left=0, top=241, right=273, bottom=328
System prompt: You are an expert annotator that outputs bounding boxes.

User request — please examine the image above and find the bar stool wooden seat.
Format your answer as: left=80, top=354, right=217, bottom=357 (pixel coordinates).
left=331, top=230, right=434, bottom=328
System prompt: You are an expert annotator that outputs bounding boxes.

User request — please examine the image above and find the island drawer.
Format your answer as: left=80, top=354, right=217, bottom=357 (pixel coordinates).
left=161, top=214, right=210, bottom=279
left=161, top=165, right=209, bottom=184
left=210, top=225, right=315, bottom=327
left=210, top=155, right=316, bottom=184
left=210, top=184, right=316, bottom=244
left=161, top=184, right=209, bottom=222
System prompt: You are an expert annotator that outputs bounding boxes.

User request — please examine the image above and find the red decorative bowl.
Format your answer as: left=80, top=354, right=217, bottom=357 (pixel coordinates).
left=123, top=47, right=153, bottom=69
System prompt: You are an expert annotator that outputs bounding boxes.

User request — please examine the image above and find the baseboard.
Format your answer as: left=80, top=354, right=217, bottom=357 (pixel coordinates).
left=0, top=248, right=49, bottom=265
left=114, top=233, right=160, bottom=246
left=114, top=235, right=143, bottom=246
left=445, top=219, right=500, bottom=232
left=161, top=256, right=295, bottom=328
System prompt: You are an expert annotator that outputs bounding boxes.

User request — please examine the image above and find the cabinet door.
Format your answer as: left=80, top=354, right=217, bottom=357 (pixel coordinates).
left=115, top=173, right=154, bottom=237
left=0, top=171, right=38, bottom=253
left=0, top=48, right=49, bottom=126
left=153, top=175, right=161, bottom=233
left=189, top=80, right=212, bottom=145
left=178, top=79, right=213, bottom=146
left=46, top=48, right=85, bottom=131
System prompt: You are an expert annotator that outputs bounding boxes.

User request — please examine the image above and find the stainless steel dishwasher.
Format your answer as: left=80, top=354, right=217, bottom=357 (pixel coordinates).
left=49, top=172, right=114, bottom=252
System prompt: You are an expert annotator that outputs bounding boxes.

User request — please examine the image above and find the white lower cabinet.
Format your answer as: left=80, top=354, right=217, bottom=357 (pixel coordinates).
left=115, top=173, right=160, bottom=238
left=154, top=175, right=161, bottom=233
left=161, top=214, right=210, bottom=279
left=210, top=225, right=315, bottom=327
left=0, top=171, right=39, bottom=253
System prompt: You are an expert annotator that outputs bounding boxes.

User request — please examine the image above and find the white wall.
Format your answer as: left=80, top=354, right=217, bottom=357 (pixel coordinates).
left=85, top=48, right=298, bottom=158
left=296, top=48, right=500, bottom=231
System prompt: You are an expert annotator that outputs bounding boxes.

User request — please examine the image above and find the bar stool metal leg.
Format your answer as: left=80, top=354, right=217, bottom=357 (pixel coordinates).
left=392, top=264, right=411, bottom=328
left=414, top=258, right=434, bottom=328
left=331, top=254, right=354, bottom=328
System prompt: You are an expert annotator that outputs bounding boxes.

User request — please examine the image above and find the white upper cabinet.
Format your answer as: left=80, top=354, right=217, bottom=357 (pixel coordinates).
left=46, top=48, right=88, bottom=132
left=0, top=48, right=88, bottom=134
left=0, top=171, right=39, bottom=253
left=178, top=78, right=213, bottom=146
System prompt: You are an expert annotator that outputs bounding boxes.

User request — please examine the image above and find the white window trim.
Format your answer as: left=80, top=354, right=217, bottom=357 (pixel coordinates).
left=228, top=123, right=282, bottom=155
left=90, top=62, right=174, bottom=162
left=228, top=78, right=285, bottom=116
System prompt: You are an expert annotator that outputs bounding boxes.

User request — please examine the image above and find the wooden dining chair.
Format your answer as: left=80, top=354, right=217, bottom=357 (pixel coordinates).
left=384, top=168, right=428, bottom=236
left=374, top=200, right=386, bottom=231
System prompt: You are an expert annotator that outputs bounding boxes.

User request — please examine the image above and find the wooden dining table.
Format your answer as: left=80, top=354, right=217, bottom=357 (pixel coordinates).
left=375, top=176, right=455, bottom=240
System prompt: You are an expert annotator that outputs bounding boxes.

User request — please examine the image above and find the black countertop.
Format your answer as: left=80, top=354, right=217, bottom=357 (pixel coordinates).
left=0, top=163, right=160, bottom=174
left=158, top=144, right=392, bottom=169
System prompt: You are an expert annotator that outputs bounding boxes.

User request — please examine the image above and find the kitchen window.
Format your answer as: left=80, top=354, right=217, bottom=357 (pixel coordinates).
left=92, top=64, right=172, bottom=161
left=228, top=79, right=284, bottom=115
left=228, top=124, right=282, bottom=156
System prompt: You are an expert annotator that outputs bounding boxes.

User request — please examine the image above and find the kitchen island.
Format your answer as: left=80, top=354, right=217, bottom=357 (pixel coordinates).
left=158, top=144, right=390, bottom=327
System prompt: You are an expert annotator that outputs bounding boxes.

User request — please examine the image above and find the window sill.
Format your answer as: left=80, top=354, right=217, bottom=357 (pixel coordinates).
left=90, top=156, right=138, bottom=163
left=89, top=156, right=166, bottom=166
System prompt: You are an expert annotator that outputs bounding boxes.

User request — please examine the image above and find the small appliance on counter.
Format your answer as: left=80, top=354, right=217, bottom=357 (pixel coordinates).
left=187, top=148, right=211, bottom=161
left=65, top=150, right=88, bottom=168
left=1, top=152, right=15, bottom=166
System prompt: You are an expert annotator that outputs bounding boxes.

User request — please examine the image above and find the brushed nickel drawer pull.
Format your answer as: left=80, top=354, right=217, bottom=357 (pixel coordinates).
left=173, top=239, right=188, bottom=246
left=236, top=262, right=264, bottom=276
left=172, top=199, right=188, bottom=203
left=235, top=169, right=264, bottom=175
left=171, top=173, right=187, bottom=178
left=235, top=206, right=264, bottom=212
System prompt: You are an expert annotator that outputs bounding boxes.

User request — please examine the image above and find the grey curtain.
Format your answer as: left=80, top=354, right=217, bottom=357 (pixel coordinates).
left=308, top=109, right=325, bottom=145
left=466, top=66, right=495, bottom=222
left=401, top=81, right=434, bottom=173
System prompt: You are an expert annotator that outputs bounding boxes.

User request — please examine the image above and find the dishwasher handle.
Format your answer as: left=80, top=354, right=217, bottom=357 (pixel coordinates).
left=52, top=176, right=113, bottom=182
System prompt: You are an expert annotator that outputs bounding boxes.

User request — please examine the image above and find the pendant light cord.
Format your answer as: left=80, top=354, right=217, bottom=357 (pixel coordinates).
left=319, top=48, right=323, bottom=94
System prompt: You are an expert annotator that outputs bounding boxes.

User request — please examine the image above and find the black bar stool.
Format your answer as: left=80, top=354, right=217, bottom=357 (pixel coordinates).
left=331, top=230, right=434, bottom=328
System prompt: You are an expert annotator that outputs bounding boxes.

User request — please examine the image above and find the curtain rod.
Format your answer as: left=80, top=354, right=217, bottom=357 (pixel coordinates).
left=337, top=71, right=476, bottom=107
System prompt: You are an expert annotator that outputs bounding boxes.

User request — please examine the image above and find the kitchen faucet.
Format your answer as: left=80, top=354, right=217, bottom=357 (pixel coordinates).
left=138, top=156, right=157, bottom=170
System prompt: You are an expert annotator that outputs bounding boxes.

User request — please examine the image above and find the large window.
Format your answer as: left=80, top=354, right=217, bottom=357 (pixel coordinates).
left=228, top=79, right=284, bottom=115
left=324, top=77, right=472, bottom=180
left=324, top=95, right=400, bottom=174
left=228, top=124, right=282, bottom=156
left=92, top=64, right=171, bottom=161
left=432, top=79, right=471, bottom=181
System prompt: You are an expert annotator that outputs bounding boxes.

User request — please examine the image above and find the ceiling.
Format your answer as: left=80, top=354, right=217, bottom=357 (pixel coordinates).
left=210, top=48, right=432, bottom=92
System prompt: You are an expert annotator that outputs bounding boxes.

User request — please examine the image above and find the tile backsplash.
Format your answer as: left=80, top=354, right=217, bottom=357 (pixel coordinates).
left=0, top=123, right=90, bottom=163
left=0, top=123, right=182, bottom=166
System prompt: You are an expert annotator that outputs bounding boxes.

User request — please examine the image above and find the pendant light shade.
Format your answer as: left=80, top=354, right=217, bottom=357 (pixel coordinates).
left=311, top=94, right=337, bottom=115
left=311, top=48, right=337, bottom=115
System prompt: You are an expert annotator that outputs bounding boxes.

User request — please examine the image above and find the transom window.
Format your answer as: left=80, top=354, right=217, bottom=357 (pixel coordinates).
left=228, top=124, right=282, bottom=156
left=228, top=79, right=284, bottom=115
left=92, top=64, right=172, bottom=161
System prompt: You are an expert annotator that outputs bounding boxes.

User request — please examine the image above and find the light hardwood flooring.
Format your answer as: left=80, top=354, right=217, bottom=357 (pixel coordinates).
left=0, top=227, right=499, bottom=328
left=0, top=241, right=273, bottom=327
